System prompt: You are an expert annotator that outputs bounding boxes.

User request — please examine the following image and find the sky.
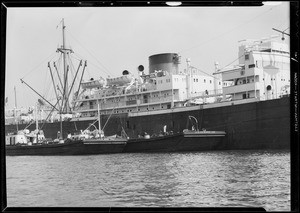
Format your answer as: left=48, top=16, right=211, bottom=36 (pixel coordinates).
left=5, top=2, right=290, bottom=109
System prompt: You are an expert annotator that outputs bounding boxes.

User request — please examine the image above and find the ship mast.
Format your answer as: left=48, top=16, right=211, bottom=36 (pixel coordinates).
left=62, top=18, right=68, bottom=113
left=57, top=18, right=73, bottom=114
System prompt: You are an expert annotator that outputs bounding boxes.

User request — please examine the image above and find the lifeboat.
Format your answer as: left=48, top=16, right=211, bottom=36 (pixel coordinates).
left=107, top=74, right=134, bottom=86
left=81, top=78, right=105, bottom=89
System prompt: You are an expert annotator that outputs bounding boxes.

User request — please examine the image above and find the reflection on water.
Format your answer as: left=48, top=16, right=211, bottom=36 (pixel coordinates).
left=6, top=150, right=290, bottom=211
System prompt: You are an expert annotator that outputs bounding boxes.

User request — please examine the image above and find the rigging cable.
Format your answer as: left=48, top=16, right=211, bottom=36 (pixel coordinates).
left=74, top=52, right=115, bottom=78
left=189, top=66, right=221, bottom=80
left=217, top=54, right=245, bottom=72
left=66, top=31, right=113, bottom=77
left=42, top=71, right=51, bottom=101
left=21, top=52, right=57, bottom=80
left=67, top=54, right=75, bottom=83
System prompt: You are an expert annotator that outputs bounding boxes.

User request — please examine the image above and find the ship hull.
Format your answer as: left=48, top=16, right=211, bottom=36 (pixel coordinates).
left=179, top=131, right=226, bottom=151
left=5, top=140, right=127, bottom=156
left=5, top=97, right=290, bottom=151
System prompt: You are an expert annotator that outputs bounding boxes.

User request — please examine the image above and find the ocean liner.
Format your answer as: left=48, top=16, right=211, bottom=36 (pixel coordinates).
left=5, top=21, right=290, bottom=150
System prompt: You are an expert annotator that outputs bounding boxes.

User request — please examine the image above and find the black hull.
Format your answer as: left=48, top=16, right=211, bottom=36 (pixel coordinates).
left=6, top=134, right=223, bottom=155
left=124, top=134, right=225, bottom=153
left=5, top=97, right=290, bottom=151
left=179, top=133, right=226, bottom=151
left=124, top=134, right=183, bottom=153
left=6, top=140, right=126, bottom=156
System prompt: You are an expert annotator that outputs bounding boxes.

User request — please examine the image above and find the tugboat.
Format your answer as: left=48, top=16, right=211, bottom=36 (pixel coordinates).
left=179, top=116, right=226, bottom=151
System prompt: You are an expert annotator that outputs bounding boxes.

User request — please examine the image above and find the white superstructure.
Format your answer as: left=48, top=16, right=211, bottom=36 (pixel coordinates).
left=71, top=36, right=290, bottom=121
left=218, top=36, right=290, bottom=101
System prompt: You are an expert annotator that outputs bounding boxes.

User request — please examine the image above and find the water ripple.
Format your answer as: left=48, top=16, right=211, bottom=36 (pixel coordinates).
left=6, top=150, right=290, bottom=210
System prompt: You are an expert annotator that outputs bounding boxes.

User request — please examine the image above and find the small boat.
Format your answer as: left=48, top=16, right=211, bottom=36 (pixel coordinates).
left=68, top=128, right=127, bottom=154
left=6, top=102, right=127, bottom=156
left=71, top=101, right=128, bottom=154
left=6, top=130, right=127, bottom=156
left=123, top=116, right=226, bottom=153
left=177, top=116, right=226, bottom=151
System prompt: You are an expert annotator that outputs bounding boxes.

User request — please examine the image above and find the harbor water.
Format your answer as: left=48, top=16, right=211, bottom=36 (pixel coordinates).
left=6, top=150, right=290, bottom=211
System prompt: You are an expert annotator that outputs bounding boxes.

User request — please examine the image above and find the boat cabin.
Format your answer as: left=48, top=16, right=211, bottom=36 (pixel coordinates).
left=6, top=134, right=27, bottom=146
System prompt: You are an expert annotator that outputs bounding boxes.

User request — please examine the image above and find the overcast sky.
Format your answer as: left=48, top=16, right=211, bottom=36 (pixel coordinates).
left=5, top=2, right=290, bottom=109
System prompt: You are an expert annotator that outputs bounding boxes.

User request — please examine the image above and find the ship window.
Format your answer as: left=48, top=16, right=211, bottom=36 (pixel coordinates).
left=245, top=54, right=249, bottom=60
left=267, top=85, right=272, bottom=91
left=219, top=82, right=221, bottom=85
left=247, top=79, right=249, bottom=83
left=204, top=79, right=206, bottom=83
left=247, top=93, right=250, bottom=98
left=243, top=80, right=246, bottom=84
left=243, top=94, right=247, bottom=99
left=210, top=80, right=212, bottom=84
left=126, top=121, right=130, bottom=128
left=248, top=64, right=255, bottom=68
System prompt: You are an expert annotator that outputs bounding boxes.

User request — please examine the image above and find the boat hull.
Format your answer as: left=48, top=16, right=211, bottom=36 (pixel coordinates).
left=123, top=133, right=183, bottom=153
left=178, top=131, right=226, bottom=151
left=5, top=140, right=127, bottom=156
